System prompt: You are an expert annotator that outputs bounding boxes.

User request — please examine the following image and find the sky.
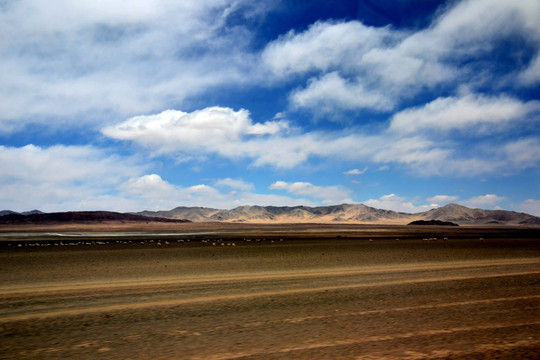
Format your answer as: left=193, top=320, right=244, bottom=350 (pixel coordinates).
left=1, top=0, right=540, bottom=215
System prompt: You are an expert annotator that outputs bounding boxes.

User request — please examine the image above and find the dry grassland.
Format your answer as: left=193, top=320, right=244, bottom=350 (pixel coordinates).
left=1, top=223, right=539, bottom=359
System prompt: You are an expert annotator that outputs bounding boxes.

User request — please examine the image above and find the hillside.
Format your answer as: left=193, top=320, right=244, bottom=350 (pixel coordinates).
left=0, top=211, right=190, bottom=224
left=136, top=203, right=540, bottom=226
left=2, top=204, right=538, bottom=226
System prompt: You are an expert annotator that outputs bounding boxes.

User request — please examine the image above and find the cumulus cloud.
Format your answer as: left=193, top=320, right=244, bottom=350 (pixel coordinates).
left=0, top=0, right=268, bottom=131
left=103, top=107, right=373, bottom=168
left=102, top=107, right=289, bottom=155
left=120, top=174, right=176, bottom=197
left=269, top=181, right=352, bottom=205
left=0, top=145, right=317, bottom=212
left=102, top=104, right=540, bottom=175
left=121, top=175, right=315, bottom=210
left=262, top=0, right=540, bottom=115
left=363, top=194, right=434, bottom=213
left=0, top=144, right=143, bottom=212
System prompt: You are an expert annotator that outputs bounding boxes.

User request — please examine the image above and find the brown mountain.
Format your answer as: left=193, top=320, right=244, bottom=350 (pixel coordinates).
left=138, top=204, right=414, bottom=223
left=419, top=203, right=540, bottom=225
left=137, top=203, right=540, bottom=226
left=2, top=204, right=537, bottom=226
left=0, top=211, right=190, bottom=224
left=138, top=207, right=222, bottom=222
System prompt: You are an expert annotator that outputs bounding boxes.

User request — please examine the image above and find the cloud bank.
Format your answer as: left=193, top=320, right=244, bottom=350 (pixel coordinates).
left=103, top=102, right=540, bottom=176
left=263, top=0, right=540, bottom=116
left=0, top=0, right=266, bottom=132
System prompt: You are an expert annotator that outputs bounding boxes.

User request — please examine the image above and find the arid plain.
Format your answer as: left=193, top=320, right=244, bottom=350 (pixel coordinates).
left=1, top=223, right=539, bottom=359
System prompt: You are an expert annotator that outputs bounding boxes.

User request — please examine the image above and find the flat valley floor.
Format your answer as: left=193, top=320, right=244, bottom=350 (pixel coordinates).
left=1, top=224, right=539, bottom=359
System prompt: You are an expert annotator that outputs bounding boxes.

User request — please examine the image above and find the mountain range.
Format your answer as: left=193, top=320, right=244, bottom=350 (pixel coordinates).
left=0, top=211, right=189, bottom=224
left=136, top=203, right=540, bottom=226
left=1, top=203, right=538, bottom=226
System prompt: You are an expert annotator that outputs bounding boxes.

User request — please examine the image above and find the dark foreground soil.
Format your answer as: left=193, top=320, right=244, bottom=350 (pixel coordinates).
left=0, top=224, right=539, bottom=359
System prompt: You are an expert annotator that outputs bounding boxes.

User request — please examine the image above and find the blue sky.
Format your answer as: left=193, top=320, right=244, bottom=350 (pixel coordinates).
left=1, top=0, right=540, bottom=215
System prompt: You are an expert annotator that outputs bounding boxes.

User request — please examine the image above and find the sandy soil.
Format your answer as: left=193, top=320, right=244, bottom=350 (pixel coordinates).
left=1, top=225, right=539, bottom=359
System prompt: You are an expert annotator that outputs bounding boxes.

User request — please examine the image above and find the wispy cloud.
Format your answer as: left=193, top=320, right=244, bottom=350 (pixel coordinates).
left=426, top=195, right=459, bottom=204
left=121, top=174, right=315, bottom=210
left=0, top=144, right=143, bottom=212
left=269, top=181, right=352, bottom=205
left=262, top=0, right=540, bottom=116
left=103, top=103, right=540, bottom=176
left=289, top=72, right=392, bottom=114
left=1, top=0, right=539, bottom=213
left=518, top=199, right=540, bottom=216
left=363, top=194, right=433, bottom=213
left=0, top=0, right=267, bottom=132
left=461, top=194, right=505, bottom=208
left=344, top=168, right=367, bottom=175
left=215, top=178, right=255, bottom=192
left=389, top=94, right=540, bottom=135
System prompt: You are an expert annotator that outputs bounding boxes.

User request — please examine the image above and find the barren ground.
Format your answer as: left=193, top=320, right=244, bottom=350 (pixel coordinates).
left=1, top=224, right=539, bottom=359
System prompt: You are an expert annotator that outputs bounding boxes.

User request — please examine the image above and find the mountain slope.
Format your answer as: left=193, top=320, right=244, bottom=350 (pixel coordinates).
left=420, top=203, right=540, bottom=225
left=0, top=211, right=190, bottom=224
left=137, top=203, right=540, bottom=226
left=2, top=204, right=538, bottom=226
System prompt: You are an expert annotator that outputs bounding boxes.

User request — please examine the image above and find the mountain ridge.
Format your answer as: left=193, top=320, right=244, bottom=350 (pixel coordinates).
left=2, top=204, right=538, bottom=226
left=134, top=203, right=540, bottom=226
left=0, top=211, right=191, bottom=224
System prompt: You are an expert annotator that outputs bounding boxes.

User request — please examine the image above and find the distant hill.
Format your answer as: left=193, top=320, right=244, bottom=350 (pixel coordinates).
left=408, top=220, right=459, bottom=226
left=2, top=203, right=538, bottom=226
left=419, top=203, right=540, bottom=225
left=137, top=204, right=414, bottom=224
left=0, top=211, right=190, bottom=224
left=136, top=203, right=540, bottom=226
left=0, top=209, right=44, bottom=216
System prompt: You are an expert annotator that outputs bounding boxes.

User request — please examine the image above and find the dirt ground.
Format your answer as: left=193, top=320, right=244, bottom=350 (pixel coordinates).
left=1, top=224, right=539, bottom=359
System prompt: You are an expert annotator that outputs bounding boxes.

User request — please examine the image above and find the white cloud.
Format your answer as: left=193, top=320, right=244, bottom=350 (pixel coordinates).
left=262, top=0, right=540, bottom=114
left=363, top=194, right=434, bottom=213
left=500, top=138, right=540, bottom=170
left=389, top=94, right=540, bottom=135
left=120, top=175, right=314, bottom=210
left=262, top=20, right=397, bottom=78
left=518, top=199, right=540, bottom=216
left=519, top=54, right=540, bottom=86
left=461, top=194, right=505, bottom=208
left=103, top=107, right=374, bottom=168
left=0, top=0, right=268, bottom=131
left=102, top=107, right=289, bottom=155
left=290, top=72, right=393, bottom=114
left=215, top=178, right=254, bottom=192
left=245, top=120, right=289, bottom=135
left=103, top=105, right=540, bottom=175
left=120, top=174, right=176, bottom=196
left=426, top=195, right=459, bottom=204
left=269, top=181, right=352, bottom=205
left=344, top=168, right=367, bottom=175
left=0, top=145, right=318, bottom=212
left=0, top=144, right=143, bottom=212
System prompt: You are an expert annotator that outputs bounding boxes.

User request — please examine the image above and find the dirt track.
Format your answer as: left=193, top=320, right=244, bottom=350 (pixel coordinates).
left=1, top=226, right=539, bottom=359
